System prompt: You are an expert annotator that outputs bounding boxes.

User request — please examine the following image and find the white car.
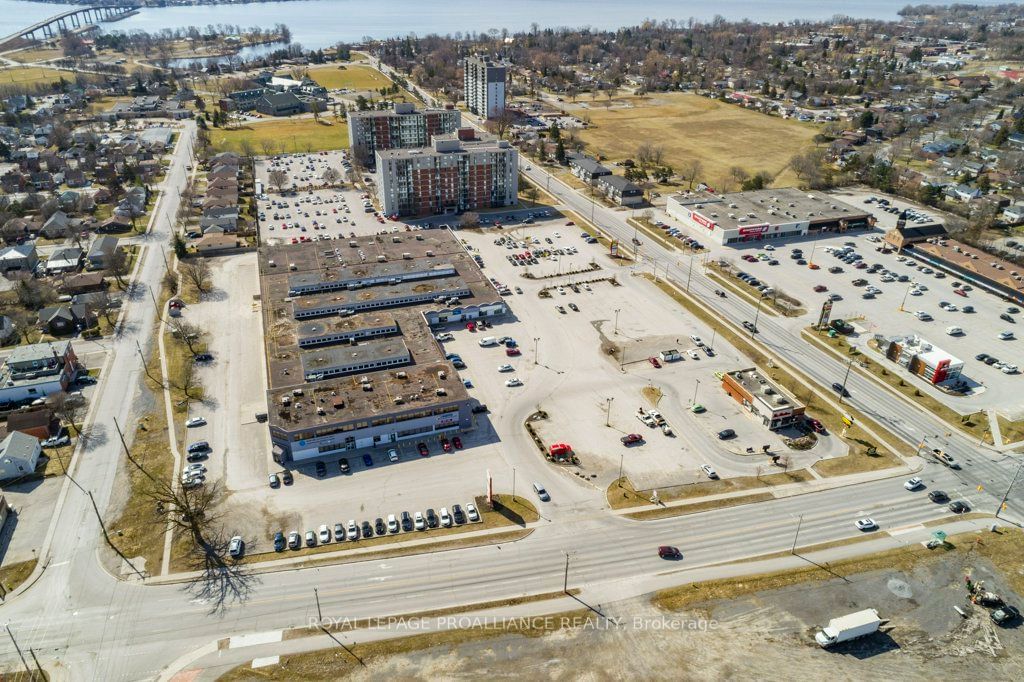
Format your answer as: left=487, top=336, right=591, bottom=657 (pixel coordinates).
left=855, top=517, right=878, bottom=531
left=228, top=536, right=244, bottom=558
left=184, top=463, right=206, bottom=474
left=998, top=331, right=1015, bottom=340
left=688, top=349, right=700, bottom=359
left=435, top=332, right=454, bottom=342
left=388, top=448, right=399, bottom=462
left=700, top=464, right=719, bottom=480
left=637, top=412, right=656, bottom=427
left=347, top=519, right=359, bottom=540
left=318, top=524, right=331, bottom=544
left=466, top=503, right=480, bottom=522
left=904, top=477, right=923, bottom=490
left=909, top=288, right=923, bottom=296
left=505, top=378, right=523, bottom=387
left=690, top=335, right=703, bottom=346
left=557, top=287, right=566, bottom=295
left=414, top=512, right=426, bottom=530
left=439, top=507, right=453, bottom=527
left=498, top=364, right=515, bottom=372
left=1001, top=364, right=1019, bottom=374
left=582, top=283, right=591, bottom=291
left=387, top=514, right=399, bottom=533
left=185, top=417, right=206, bottom=428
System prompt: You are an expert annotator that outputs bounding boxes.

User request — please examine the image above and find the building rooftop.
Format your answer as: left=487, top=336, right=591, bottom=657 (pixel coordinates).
left=726, top=367, right=804, bottom=411
left=376, top=131, right=511, bottom=161
left=260, top=230, right=500, bottom=430
left=911, top=239, right=1024, bottom=299
left=669, top=188, right=870, bottom=231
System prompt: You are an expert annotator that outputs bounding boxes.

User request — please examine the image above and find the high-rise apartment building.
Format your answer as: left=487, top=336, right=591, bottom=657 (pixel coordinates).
left=463, top=55, right=507, bottom=119
left=375, top=128, right=518, bottom=217
left=347, top=102, right=462, bottom=165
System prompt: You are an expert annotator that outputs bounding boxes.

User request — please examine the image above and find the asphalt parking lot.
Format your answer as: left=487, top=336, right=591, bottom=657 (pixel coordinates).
left=646, top=189, right=1024, bottom=416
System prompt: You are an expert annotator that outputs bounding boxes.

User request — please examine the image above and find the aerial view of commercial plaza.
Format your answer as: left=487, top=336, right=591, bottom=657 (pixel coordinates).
left=0, top=0, right=1024, bottom=678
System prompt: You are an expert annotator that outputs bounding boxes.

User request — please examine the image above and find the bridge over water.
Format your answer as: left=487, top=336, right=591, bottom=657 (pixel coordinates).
left=0, top=5, right=140, bottom=47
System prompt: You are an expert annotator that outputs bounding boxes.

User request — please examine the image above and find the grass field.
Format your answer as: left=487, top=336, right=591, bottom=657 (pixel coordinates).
left=577, top=93, right=817, bottom=188
left=307, top=64, right=395, bottom=91
left=208, top=118, right=348, bottom=155
left=0, top=66, right=75, bottom=87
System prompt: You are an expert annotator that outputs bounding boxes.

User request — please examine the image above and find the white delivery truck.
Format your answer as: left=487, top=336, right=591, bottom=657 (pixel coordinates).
left=478, top=336, right=498, bottom=347
left=815, top=609, right=881, bottom=648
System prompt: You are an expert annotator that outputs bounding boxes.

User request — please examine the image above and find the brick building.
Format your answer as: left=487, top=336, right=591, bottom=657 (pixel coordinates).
left=347, top=103, right=461, bottom=166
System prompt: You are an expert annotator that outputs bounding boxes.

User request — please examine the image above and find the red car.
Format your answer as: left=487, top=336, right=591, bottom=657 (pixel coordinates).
left=648, top=357, right=661, bottom=368
left=466, top=322, right=476, bottom=332
left=506, top=347, right=521, bottom=356
left=658, top=546, right=682, bottom=559
left=452, top=436, right=463, bottom=449
left=620, top=433, right=644, bottom=445
left=808, top=418, right=827, bottom=434
left=953, top=288, right=967, bottom=297
left=417, top=442, right=429, bottom=457
left=813, top=284, right=828, bottom=292
left=441, top=438, right=452, bottom=453
left=565, top=221, right=575, bottom=226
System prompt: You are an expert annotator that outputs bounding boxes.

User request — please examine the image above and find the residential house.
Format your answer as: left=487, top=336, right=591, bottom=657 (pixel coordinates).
left=85, top=235, right=119, bottom=270
left=0, top=341, right=79, bottom=405
left=195, top=234, right=239, bottom=253
left=6, top=408, right=59, bottom=440
left=41, top=210, right=71, bottom=239
left=200, top=209, right=239, bottom=233
left=0, top=431, right=41, bottom=481
left=1003, top=204, right=1024, bottom=225
left=1008, top=133, right=1024, bottom=150
left=36, top=304, right=94, bottom=336
left=44, top=246, right=83, bottom=275
left=946, top=184, right=982, bottom=202
left=0, top=243, right=38, bottom=274
left=99, top=214, right=133, bottom=233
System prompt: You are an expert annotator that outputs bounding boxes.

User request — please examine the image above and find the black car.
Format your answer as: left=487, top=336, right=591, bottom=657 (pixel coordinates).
left=976, top=353, right=989, bottom=361
left=273, top=532, right=286, bottom=552
left=717, top=428, right=736, bottom=440
left=831, top=382, right=850, bottom=397
left=949, top=500, right=970, bottom=513
left=992, top=605, right=1020, bottom=626
left=339, top=458, right=350, bottom=473
left=375, top=517, right=386, bottom=536
left=928, top=490, right=949, bottom=503
left=187, top=441, right=210, bottom=454
left=401, top=511, right=413, bottom=531
left=361, top=520, right=373, bottom=538
left=315, top=461, right=327, bottom=478
left=282, top=470, right=294, bottom=485
left=452, top=504, right=466, bottom=524
left=1000, top=313, right=1015, bottom=323
left=742, top=321, right=758, bottom=334
left=471, top=404, right=489, bottom=414
left=186, top=451, right=208, bottom=462
left=194, top=353, right=214, bottom=362
left=984, top=356, right=999, bottom=365
left=426, top=508, right=439, bottom=528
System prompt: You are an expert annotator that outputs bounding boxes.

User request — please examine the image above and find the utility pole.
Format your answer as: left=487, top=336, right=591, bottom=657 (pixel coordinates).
left=613, top=308, right=621, bottom=335
left=791, top=514, right=804, bottom=554
left=533, top=336, right=539, bottom=366
left=751, top=295, right=764, bottom=337
left=995, top=459, right=1024, bottom=519
left=314, top=586, right=323, bottom=623
left=685, top=251, right=694, bottom=292
left=29, top=648, right=45, bottom=680
left=838, top=357, right=854, bottom=405
left=691, top=378, right=701, bottom=405
left=605, top=397, right=614, bottom=427
left=563, top=552, right=570, bottom=593
left=899, top=282, right=913, bottom=312
left=617, top=451, right=624, bottom=485
left=5, top=624, right=34, bottom=680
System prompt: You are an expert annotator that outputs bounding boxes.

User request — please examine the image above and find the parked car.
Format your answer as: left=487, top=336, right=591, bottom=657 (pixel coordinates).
left=466, top=503, right=480, bottom=522
left=268, top=473, right=280, bottom=488
left=185, top=417, right=206, bottom=428
left=700, top=464, right=719, bottom=480
left=717, top=429, right=736, bottom=440
left=533, top=482, right=550, bottom=501
left=620, top=433, right=644, bottom=445
left=315, top=461, right=327, bottom=477
left=273, top=532, right=286, bottom=552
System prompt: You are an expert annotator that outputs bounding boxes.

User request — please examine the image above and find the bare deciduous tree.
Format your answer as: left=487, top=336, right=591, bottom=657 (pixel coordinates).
left=168, top=318, right=206, bottom=357
left=180, top=258, right=212, bottom=295
left=268, top=169, right=288, bottom=193
left=459, top=212, right=480, bottom=228
left=680, top=159, right=703, bottom=190
left=108, top=246, right=131, bottom=287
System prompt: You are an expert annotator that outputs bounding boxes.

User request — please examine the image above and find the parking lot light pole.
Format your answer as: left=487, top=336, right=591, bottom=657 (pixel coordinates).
left=614, top=308, right=621, bottom=335
left=533, top=337, right=540, bottom=365
left=685, top=251, right=695, bottom=292
left=791, top=514, right=804, bottom=554
left=899, top=282, right=913, bottom=312
left=512, top=466, right=516, bottom=499
left=605, top=397, right=614, bottom=427
left=618, top=452, right=625, bottom=484
left=563, top=552, right=571, bottom=593
left=692, top=378, right=700, bottom=405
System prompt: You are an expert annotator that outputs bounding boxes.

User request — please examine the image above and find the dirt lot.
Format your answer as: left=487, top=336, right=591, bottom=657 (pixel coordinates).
left=575, top=93, right=817, bottom=189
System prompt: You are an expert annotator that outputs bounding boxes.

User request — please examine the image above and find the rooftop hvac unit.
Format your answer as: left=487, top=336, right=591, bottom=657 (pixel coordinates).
left=377, top=255, right=387, bottom=262
left=359, top=376, right=371, bottom=384
left=362, top=383, right=373, bottom=391
left=392, top=236, right=401, bottom=243
left=775, top=397, right=789, bottom=405
left=317, top=406, right=325, bottom=415
left=762, top=386, right=776, bottom=395
left=403, top=252, right=412, bottom=259
left=436, top=388, right=447, bottom=396
left=349, top=240, right=358, bottom=247
left=426, top=250, right=435, bottom=257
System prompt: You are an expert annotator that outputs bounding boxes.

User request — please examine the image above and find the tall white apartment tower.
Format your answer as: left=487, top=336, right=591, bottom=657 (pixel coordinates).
left=463, top=54, right=507, bottom=119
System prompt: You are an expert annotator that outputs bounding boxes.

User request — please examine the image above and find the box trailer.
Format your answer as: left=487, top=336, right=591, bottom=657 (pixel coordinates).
left=815, top=609, right=881, bottom=648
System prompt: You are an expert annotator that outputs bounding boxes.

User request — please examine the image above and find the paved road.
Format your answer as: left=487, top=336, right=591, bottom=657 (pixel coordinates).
left=0, top=110, right=1019, bottom=681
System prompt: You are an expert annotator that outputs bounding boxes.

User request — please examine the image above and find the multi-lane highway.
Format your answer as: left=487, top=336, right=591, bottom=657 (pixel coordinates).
left=0, top=112, right=1020, bottom=681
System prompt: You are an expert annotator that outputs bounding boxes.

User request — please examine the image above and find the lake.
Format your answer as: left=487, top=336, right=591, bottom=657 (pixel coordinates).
left=0, top=0, right=1011, bottom=50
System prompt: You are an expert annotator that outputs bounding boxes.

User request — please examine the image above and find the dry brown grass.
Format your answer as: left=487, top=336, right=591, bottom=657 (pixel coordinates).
left=624, top=492, right=775, bottom=520
left=0, top=558, right=37, bottom=594
left=578, top=93, right=816, bottom=188
left=608, top=470, right=811, bottom=510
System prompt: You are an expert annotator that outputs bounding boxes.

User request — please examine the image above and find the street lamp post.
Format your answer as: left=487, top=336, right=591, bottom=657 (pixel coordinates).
left=899, top=282, right=913, bottom=312
left=692, top=378, right=701, bottom=405
left=995, top=459, right=1024, bottom=519
left=614, top=308, right=621, bottom=335
left=617, top=451, right=625, bottom=484
left=533, top=336, right=540, bottom=365
left=563, top=552, right=571, bottom=593
left=685, top=251, right=694, bottom=292
left=605, top=397, right=614, bottom=427
left=791, top=514, right=804, bottom=554
left=512, top=466, right=516, bottom=499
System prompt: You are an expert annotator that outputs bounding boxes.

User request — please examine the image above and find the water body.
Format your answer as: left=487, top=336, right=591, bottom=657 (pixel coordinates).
left=0, top=0, right=1014, bottom=50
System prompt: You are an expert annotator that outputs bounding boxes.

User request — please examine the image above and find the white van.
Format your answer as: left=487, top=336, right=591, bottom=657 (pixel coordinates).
left=439, top=507, right=453, bottom=527
left=946, top=326, right=963, bottom=336
left=478, top=336, right=498, bottom=347
left=386, top=514, right=399, bottom=533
